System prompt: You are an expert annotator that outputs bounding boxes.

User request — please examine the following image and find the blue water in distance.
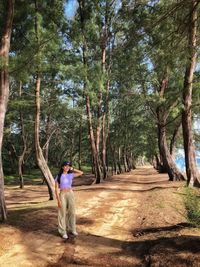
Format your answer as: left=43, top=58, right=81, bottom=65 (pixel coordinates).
left=175, top=154, right=200, bottom=171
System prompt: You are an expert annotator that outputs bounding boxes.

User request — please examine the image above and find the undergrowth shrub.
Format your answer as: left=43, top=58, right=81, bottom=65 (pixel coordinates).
left=184, top=187, right=200, bottom=227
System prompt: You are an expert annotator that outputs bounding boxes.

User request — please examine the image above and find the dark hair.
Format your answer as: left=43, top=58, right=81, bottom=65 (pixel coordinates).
left=56, top=161, right=73, bottom=184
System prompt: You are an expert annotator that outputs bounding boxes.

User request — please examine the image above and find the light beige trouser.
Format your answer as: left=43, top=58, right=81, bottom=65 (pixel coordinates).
left=58, top=190, right=76, bottom=236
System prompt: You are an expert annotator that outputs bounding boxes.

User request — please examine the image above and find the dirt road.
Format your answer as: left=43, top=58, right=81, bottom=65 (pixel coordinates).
left=0, top=166, right=200, bottom=267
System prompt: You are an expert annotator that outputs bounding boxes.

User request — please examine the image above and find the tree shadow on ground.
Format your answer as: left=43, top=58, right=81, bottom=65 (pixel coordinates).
left=4, top=205, right=95, bottom=236
left=75, top=186, right=182, bottom=193
left=132, top=223, right=192, bottom=237
left=49, top=230, right=200, bottom=267
left=2, top=206, right=200, bottom=267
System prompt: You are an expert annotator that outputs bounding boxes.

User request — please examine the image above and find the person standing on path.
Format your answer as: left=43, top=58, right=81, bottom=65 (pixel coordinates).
left=55, top=161, right=83, bottom=239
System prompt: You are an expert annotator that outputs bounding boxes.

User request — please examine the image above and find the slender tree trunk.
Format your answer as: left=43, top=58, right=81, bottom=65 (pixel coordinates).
left=117, top=147, right=122, bottom=173
left=19, top=155, right=25, bottom=188
left=18, top=130, right=26, bottom=189
left=130, top=152, right=136, bottom=169
left=0, top=0, right=15, bottom=221
left=69, top=95, right=76, bottom=163
left=154, top=154, right=161, bottom=170
left=42, top=114, right=54, bottom=185
left=102, top=63, right=111, bottom=179
left=101, top=1, right=115, bottom=179
left=101, top=79, right=110, bottom=179
left=170, top=120, right=181, bottom=158
left=156, top=70, right=185, bottom=180
left=96, top=91, right=102, bottom=154
left=126, top=151, right=135, bottom=170
left=102, top=112, right=107, bottom=178
left=158, top=122, right=185, bottom=181
left=86, top=95, right=102, bottom=183
left=110, top=146, right=117, bottom=175
left=7, top=143, right=17, bottom=172
left=101, top=1, right=110, bottom=179
left=182, top=0, right=200, bottom=187
left=123, top=149, right=129, bottom=172
left=34, top=75, right=55, bottom=199
left=78, top=116, right=83, bottom=170
left=78, top=0, right=103, bottom=183
left=44, top=114, right=51, bottom=163
left=34, top=0, right=55, bottom=199
left=18, top=81, right=27, bottom=189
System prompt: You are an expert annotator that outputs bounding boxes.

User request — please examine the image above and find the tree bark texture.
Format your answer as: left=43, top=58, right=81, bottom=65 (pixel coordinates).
left=78, top=115, right=83, bottom=170
left=170, top=120, right=181, bottom=159
left=34, top=0, right=55, bottom=199
left=0, top=0, right=15, bottom=221
left=78, top=0, right=103, bottom=183
left=86, top=95, right=102, bottom=183
left=158, top=122, right=185, bottom=181
left=44, top=114, right=51, bottom=163
left=18, top=81, right=27, bottom=189
left=156, top=73, right=185, bottom=181
left=182, top=0, right=200, bottom=187
left=34, top=75, right=55, bottom=199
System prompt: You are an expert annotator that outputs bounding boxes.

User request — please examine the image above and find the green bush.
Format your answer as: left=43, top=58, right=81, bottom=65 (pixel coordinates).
left=184, top=187, right=200, bottom=227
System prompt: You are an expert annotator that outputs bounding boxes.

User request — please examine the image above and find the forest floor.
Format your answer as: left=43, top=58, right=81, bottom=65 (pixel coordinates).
left=0, top=166, right=200, bottom=267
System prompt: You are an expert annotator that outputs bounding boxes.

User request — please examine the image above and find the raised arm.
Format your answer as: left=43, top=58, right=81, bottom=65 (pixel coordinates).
left=73, top=168, right=83, bottom=177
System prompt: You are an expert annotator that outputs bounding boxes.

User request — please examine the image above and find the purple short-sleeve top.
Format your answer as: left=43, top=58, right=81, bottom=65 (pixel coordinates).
left=55, top=173, right=74, bottom=189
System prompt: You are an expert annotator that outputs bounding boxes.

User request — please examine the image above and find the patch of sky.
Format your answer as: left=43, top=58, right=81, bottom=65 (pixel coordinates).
left=195, top=62, right=200, bottom=71
left=64, top=0, right=78, bottom=20
left=10, top=123, right=20, bottom=134
left=193, top=118, right=200, bottom=133
left=58, top=80, right=82, bottom=107
left=114, top=0, right=122, bottom=13
left=147, top=0, right=160, bottom=7
left=143, top=56, right=154, bottom=71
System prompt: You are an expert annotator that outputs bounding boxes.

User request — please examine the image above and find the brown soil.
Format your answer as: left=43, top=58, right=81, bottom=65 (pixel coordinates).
left=0, top=166, right=200, bottom=267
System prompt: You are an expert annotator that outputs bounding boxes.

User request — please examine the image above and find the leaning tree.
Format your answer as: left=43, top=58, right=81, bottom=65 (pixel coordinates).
left=0, top=0, right=15, bottom=221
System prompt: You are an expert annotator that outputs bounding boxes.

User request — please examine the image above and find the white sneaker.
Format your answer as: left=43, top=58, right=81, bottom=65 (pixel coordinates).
left=71, top=231, right=78, bottom=236
left=62, top=233, right=68, bottom=239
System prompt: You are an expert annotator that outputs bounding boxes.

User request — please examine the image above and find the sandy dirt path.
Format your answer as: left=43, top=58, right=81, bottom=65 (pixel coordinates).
left=0, top=166, right=200, bottom=267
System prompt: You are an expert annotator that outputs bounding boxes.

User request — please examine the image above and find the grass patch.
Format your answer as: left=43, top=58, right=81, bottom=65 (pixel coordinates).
left=184, top=187, right=200, bottom=227
left=4, top=169, right=43, bottom=185
left=4, top=164, right=93, bottom=186
left=79, top=165, right=92, bottom=173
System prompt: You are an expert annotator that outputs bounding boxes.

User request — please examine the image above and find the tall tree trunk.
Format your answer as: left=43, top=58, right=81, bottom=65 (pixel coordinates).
left=34, top=76, right=55, bottom=199
left=18, top=81, right=27, bottom=189
left=42, top=114, right=56, bottom=185
left=44, top=114, right=51, bottom=163
left=152, top=154, right=160, bottom=170
left=69, top=95, right=75, bottom=163
left=170, top=120, right=181, bottom=159
left=101, top=67, right=111, bottom=179
left=182, top=0, right=200, bottom=187
left=78, top=116, right=83, bottom=170
left=130, top=152, right=136, bottom=169
left=86, top=95, right=102, bottom=183
left=78, top=0, right=103, bottom=183
left=101, top=1, right=115, bottom=179
left=110, top=145, right=117, bottom=175
left=117, top=147, right=122, bottom=174
left=102, top=110, right=107, bottom=178
left=0, top=0, right=14, bottom=221
left=156, top=72, right=185, bottom=180
left=158, top=122, right=185, bottom=181
left=101, top=65, right=110, bottom=179
left=96, top=91, right=102, bottom=154
left=34, top=0, right=55, bottom=199
left=123, top=148, right=129, bottom=172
